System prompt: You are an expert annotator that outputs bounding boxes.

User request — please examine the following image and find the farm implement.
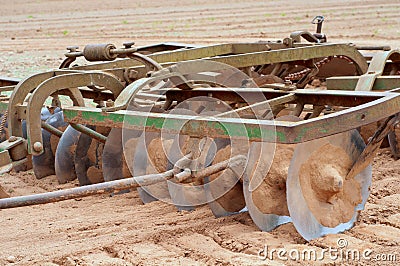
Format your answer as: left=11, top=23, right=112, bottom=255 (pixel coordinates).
left=0, top=17, right=399, bottom=241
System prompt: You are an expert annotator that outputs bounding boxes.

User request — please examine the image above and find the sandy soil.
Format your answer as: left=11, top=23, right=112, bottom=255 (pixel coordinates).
left=0, top=0, right=399, bottom=265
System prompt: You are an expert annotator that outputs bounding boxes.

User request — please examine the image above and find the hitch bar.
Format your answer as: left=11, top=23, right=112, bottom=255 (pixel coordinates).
left=0, top=155, right=246, bottom=209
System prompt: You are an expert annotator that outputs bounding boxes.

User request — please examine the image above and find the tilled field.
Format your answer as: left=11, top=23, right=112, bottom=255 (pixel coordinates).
left=0, top=0, right=399, bottom=265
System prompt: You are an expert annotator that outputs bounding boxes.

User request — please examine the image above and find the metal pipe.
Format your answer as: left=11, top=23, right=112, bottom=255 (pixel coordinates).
left=356, top=46, right=391, bottom=51
left=0, top=170, right=174, bottom=209
left=0, top=155, right=245, bottom=209
left=41, top=121, right=63, bottom=138
left=70, top=123, right=107, bottom=143
left=192, top=155, right=246, bottom=180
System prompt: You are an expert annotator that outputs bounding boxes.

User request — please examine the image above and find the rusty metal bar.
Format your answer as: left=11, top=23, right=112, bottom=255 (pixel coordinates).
left=63, top=91, right=400, bottom=144
left=0, top=155, right=243, bottom=209
left=356, top=46, right=391, bottom=51
left=70, top=123, right=107, bottom=143
left=0, top=170, right=174, bottom=209
left=40, top=121, right=63, bottom=138
left=215, top=93, right=297, bottom=118
left=193, top=155, right=246, bottom=180
left=0, top=76, right=20, bottom=87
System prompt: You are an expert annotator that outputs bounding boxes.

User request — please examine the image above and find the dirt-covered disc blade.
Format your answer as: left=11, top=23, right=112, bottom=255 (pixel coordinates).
left=242, top=115, right=301, bottom=231
left=122, top=60, right=276, bottom=208
left=287, top=130, right=372, bottom=241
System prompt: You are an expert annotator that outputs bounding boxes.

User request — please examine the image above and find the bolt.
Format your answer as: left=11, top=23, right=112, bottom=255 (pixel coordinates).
left=33, top=142, right=43, bottom=152
left=66, top=46, right=79, bottom=53
left=106, top=99, right=114, bottom=107
left=284, top=79, right=292, bottom=86
left=127, top=69, right=138, bottom=79
left=8, top=136, right=17, bottom=142
left=123, top=42, right=135, bottom=49
left=283, top=37, right=292, bottom=46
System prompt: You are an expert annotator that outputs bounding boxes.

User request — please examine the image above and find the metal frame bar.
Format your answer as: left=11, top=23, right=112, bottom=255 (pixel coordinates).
left=63, top=90, right=400, bottom=144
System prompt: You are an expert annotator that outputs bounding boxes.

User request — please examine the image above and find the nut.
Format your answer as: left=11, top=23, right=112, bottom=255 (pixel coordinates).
left=8, top=136, right=17, bottom=142
left=67, top=46, right=79, bottom=52
left=123, top=42, right=135, bottom=49
left=33, top=142, right=43, bottom=152
left=106, top=99, right=114, bottom=107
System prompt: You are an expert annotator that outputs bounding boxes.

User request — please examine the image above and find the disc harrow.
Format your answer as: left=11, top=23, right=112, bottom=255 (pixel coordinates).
left=1, top=17, right=400, bottom=241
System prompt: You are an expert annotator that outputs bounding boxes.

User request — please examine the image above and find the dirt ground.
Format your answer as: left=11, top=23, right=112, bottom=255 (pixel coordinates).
left=0, top=0, right=399, bottom=265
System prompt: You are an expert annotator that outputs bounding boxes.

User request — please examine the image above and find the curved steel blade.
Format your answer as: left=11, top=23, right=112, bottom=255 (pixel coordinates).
left=55, top=125, right=80, bottom=183
left=74, top=126, right=109, bottom=185
left=242, top=141, right=291, bottom=231
left=133, top=131, right=171, bottom=204
left=388, top=129, right=400, bottom=159
left=33, top=111, right=66, bottom=179
left=287, top=130, right=372, bottom=241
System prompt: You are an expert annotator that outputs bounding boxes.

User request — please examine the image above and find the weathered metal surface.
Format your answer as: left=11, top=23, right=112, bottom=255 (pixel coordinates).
left=0, top=155, right=244, bottom=209
left=8, top=70, right=81, bottom=138
left=346, top=115, right=399, bottom=180
left=355, top=50, right=400, bottom=91
left=72, top=43, right=281, bottom=71
left=0, top=170, right=174, bottom=209
left=63, top=91, right=400, bottom=144
left=55, top=126, right=80, bottom=184
left=0, top=150, right=12, bottom=174
left=327, top=75, right=400, bottom=91
left=166, top=88, right=390, bottom=107
left=0, top=76, right=20, bottom=87
left=24, top=72, right=123, bottom=155
left=70, top=123, right=107, bottom=143
left=73, top=43, right=367, bottom=82
left=40, top=121, right=63, bottom=138
left=287, top=130, right=371, bottom=240
left=207, top=44, right=367, bottom=75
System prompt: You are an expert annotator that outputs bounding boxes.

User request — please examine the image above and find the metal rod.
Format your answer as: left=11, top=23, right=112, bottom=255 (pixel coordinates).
left=0, top=155, right=244, bottom=209
left=192, top=155, right=246, bottom=180
left=0, top=170, right=174, bottom=209
left=355, top=46, right=391, bottom=51
left=41, top=121, right=63, bottom=138
left=215, top=94, right=296, bottom=118
left=70, top=123, right=107, bottom=143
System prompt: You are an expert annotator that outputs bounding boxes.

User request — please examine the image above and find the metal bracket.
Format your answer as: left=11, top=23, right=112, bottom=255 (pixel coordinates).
left=0, top=136, right=28, bottom=174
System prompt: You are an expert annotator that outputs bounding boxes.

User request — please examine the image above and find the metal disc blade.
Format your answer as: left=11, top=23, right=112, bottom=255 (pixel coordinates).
left=242, top=115, right=298, bottom=230
left=74, top=126, right=109, bottom=185
left=55, top=125, right=80, bottom=183
left=388, top=129, right=400, bottom=159
left=103, top=128, right=141, bottom=195
left=163, top=107, right=208, bottom=210
left=33, top=111, right=66, bottom=179
left=103, top=128, right=124, bottom=182
left=204, top=176, right=245, bottom=217
left=287, top=130, right=372, bottom=241
left=167, top=181, right=206, bottom=211
left=204, top=140, right=246, bottom=217
left=166, top=104, right=235, bottom=211
left=132, top=131, right=171, bottom=204
left=243, top=141, right=291, bottom=231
